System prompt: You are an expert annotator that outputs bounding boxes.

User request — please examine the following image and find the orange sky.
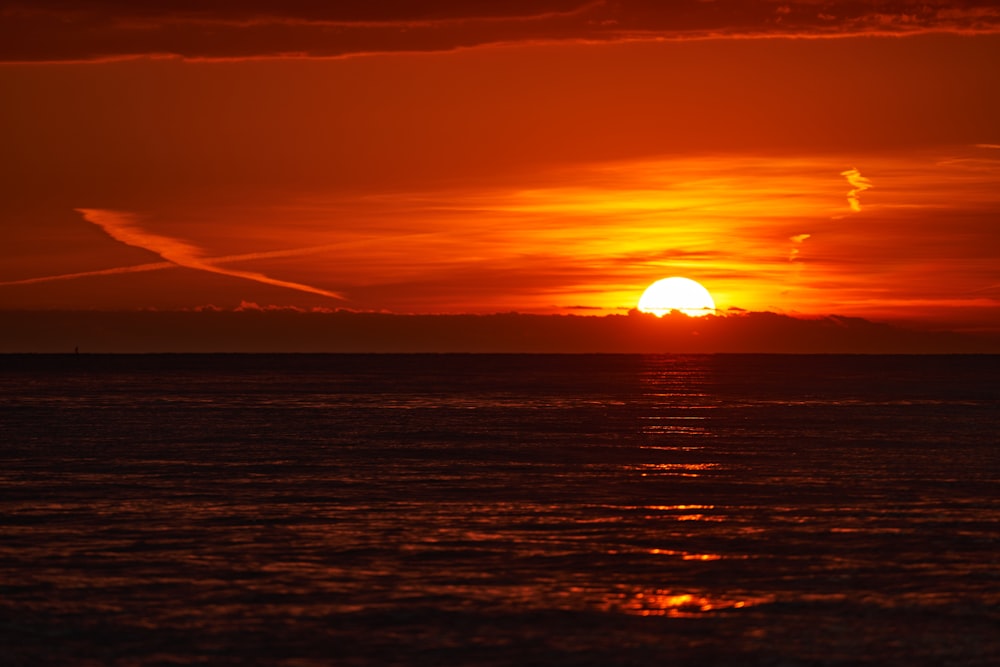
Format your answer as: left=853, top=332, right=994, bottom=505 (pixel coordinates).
left=2, top=1, right=1000, bottom=338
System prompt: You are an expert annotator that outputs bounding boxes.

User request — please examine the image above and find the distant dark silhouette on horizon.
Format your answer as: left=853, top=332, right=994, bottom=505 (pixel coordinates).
left=0, top=309, right=994, bottom=354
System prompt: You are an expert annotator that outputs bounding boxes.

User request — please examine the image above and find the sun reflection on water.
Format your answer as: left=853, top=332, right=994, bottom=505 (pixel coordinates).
left=628, top=462, right=720, bottom=477
left=639, top=413, right=710, bottom=435
left=600, top=590, right=774, bottom=617
left=636, top=357, right=720, bottom=440
left=645, top=548, right=724, bottom=561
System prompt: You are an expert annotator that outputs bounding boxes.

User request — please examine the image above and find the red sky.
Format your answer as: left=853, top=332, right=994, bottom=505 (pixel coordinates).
left=2, top=1, right=999, bottom=348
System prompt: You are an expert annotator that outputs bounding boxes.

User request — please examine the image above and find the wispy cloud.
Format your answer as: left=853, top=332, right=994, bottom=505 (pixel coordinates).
left=4, top=150, right=997, bottom=328
left=76, top=208, right=345, bottom=300
left=840, top=167, right=873, bottom=212
left=788, top=233, right=811, bottom=262
left=3, top=1, right=1000, bottom=62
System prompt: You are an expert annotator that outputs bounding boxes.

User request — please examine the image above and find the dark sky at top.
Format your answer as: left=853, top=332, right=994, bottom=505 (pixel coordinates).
left=3, top=0, right=1000, bottom=61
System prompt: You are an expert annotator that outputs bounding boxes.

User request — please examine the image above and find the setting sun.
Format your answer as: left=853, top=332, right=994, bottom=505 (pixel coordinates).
left=638, top=277, right=716, bottom=317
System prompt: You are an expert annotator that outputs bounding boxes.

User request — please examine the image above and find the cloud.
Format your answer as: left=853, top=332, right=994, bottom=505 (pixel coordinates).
left=840, top=167, right=873, bottom=212
left=0, top=1, right=590, bottom=23
left=3, top=308, right=996, bottom=353
left=3, top=1, right=1000, bottom=62
left=76, top=208, right=346, bottom=300
left=788, top=233, right=811, bottom=261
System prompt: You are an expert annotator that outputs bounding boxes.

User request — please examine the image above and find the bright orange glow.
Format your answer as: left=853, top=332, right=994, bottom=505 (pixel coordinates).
left=0, top=24, right=999, bottom=346
left=605, top=590, right=774, bottom=617
left=637, top=277, right=716, bottom=317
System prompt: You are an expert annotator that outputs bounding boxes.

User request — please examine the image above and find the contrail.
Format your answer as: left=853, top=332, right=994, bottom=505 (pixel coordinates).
left=74, top=208, right=346, bottom=300
left=0, top=242, right=355, bottom=288
left=840, top=167, right=873, bottom=212
left=0, top=261, right=175, bottom=286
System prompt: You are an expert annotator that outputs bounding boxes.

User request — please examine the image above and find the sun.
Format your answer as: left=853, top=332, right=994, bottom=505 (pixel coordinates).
left=638, top=277, right=716, bottom=317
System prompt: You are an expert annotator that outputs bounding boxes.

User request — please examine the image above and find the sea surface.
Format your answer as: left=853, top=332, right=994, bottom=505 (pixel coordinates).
left=0, top=354, right=997, bottom=666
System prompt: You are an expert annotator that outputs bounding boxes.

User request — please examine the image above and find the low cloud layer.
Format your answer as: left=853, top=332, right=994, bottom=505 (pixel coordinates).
left=1, top=308, right=995, bottom=353
left=3, top=0, right=1000, bottom=61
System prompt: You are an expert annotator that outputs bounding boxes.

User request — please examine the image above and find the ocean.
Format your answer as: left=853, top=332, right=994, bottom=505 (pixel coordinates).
left=1, top=354, right=997, bottom=666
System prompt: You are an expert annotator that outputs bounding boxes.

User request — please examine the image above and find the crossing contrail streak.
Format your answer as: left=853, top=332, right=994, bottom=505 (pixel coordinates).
left=0, top=209, right=347, bottom=299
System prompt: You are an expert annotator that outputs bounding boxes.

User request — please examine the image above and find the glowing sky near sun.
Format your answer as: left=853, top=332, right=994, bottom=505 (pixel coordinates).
left=1, top=1, right=999, bottom=335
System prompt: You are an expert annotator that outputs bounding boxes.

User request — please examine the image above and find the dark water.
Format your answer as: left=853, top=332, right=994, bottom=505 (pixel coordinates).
left=1, top=354, right=997, bottom=666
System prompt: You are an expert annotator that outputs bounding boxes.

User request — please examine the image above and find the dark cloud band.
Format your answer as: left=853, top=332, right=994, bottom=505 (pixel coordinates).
left=2, top=1, right=999, bottom=61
